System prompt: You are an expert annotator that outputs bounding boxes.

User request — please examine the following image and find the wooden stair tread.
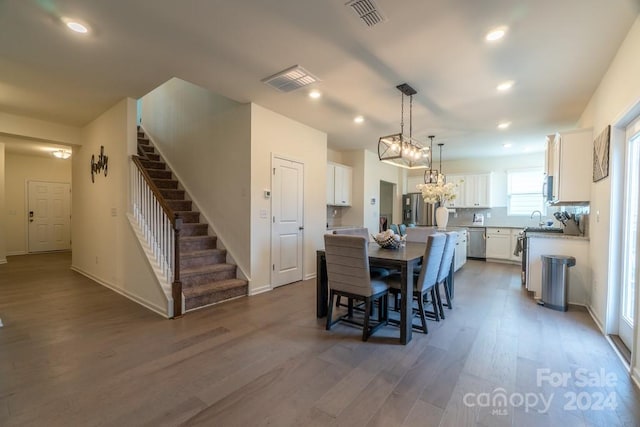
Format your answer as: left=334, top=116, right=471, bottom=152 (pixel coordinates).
left=182, top=279, right=247, bottom=297
left=181, top=263, right=236, bottom=276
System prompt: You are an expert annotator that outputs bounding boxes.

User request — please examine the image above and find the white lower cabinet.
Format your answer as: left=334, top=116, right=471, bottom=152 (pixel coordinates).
left=454, top=229, right=467, bottom=271
left=485, top=228, right=511, bottom=259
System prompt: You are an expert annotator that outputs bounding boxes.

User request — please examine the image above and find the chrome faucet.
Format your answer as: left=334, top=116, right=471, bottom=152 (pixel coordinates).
left=530, top=210, right=544, bottom=226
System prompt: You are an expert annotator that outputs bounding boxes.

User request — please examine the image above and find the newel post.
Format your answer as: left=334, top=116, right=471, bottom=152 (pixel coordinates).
left=172, top=213, right=183, bottom=318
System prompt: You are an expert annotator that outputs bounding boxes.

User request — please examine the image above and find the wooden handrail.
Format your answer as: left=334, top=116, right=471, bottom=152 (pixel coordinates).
left=131, top=155, right=183, bottom=318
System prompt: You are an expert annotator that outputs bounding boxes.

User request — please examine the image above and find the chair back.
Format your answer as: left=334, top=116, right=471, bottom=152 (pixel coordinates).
left=415, top=233, right=446, bottom=293
left=324, top=234, right=374, bottom=297
left=437, top=232, right=458, bottom=283
left=389, top=224, right=400, bottom=235
left=333, top=227, right=369, bottom=240
left=405, top=227, right=436, bottom=243
left=398, top=224, right=407, bottom=236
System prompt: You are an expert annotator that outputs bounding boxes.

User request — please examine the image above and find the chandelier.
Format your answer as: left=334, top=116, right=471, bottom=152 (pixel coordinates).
left=378, top=83, right=431, bottom=169
left=424, top=139, right=445, bottom=184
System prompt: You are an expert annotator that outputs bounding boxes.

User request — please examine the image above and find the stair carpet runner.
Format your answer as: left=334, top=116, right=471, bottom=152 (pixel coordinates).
left=137, top=128, right=248, bottom=311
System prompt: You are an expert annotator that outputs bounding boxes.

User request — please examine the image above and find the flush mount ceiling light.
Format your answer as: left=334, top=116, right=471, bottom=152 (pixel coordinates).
left=52, top=149, right=71, bottom=159
left=262, top=65, right=320, bottom=93
left=309, top=90, right=322, bottom=99
left=378, top=83, right=431, bottom=170
left=423, top=137, right=441, bottom=184
left=503, top=143, right=513, bottom=148
left=485, top=26, right=507, bottom=42
left=62, top=17, right=89, bottom=34
left=354, top=115, right=364, bottom=124
left=497, top=121, right=511, bottom=130
left=497, top=80, right=514, bottom=92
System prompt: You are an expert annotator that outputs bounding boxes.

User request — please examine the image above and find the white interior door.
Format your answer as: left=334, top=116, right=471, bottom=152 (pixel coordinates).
left=620, top=116, right=640, bottom=349
left=28, top=181, right=71, bottom=253
left=271, top=157, right=304, bottom=287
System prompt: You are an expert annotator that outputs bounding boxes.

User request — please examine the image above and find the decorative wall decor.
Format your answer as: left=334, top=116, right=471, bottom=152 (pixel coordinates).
left=91, top=145, right=109, bottom=183
left=593, top=125, right=610, bottom=182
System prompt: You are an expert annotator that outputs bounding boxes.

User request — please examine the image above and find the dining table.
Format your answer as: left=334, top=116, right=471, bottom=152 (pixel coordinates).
left=316, top=242, right=455, bottom=345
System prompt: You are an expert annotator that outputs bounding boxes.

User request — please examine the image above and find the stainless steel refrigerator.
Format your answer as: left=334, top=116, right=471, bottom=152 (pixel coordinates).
left=402, top=193, right=435, bottom=226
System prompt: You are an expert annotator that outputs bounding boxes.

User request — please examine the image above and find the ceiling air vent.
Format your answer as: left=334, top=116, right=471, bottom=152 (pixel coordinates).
left=262, top=65, right=320, bottom=93
left=346, top=0, right=387, bottom=27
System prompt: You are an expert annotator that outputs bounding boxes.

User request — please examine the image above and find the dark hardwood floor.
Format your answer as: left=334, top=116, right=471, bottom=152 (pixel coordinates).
left=1, top=253, right=639, bottom=426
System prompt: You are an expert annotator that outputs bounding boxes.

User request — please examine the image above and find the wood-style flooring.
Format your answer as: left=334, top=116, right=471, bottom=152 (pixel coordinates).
left=1, top=253, right=639, bottom=426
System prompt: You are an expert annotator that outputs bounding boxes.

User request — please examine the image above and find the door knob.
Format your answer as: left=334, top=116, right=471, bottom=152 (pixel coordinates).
left=299, top=226, right=304, bottom=230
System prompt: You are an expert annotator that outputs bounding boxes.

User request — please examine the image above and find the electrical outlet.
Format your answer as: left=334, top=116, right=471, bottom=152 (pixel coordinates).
left=486, top=212, right=492, bottom=218
left=454, top=212, right=458, bottom=218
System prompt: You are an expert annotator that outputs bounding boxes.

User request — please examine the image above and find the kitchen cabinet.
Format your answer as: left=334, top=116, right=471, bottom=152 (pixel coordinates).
left=526, top=236, right=589, bottom=304
left=545, top=129, right=592, bottom=204
left=485, top=227, right=511, bottom=259
left=326, top=163, right=352, bottom=206
left=454, top=229, right=467, bottom=271
left=444, top=173, right=491, bottom=208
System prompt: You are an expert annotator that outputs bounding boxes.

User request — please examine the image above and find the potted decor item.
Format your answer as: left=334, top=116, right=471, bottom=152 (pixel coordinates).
left=416, top=175, right=459, bottom=230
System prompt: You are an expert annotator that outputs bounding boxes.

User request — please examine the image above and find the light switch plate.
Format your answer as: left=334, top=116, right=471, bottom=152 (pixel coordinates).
left=259, top=209, right=268, bottom=219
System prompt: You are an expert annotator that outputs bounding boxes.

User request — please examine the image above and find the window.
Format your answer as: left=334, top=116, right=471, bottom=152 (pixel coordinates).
left=507, top=168, right=544, bottom=215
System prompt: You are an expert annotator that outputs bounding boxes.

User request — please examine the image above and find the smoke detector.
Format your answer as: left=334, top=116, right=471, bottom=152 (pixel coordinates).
left=346, top=0, right=387, bottom=27
left=262, top=65, right=320, bottom=93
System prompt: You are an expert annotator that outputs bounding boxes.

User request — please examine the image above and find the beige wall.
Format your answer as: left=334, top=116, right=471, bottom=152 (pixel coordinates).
left=250, top=103, right=327, bottom=293
left=72, top=98, right=168, bottom=316
left=577, top=15, right=640, bottom=377
left=4, top=153, right=72, bottom=255
left=141, top=78, right=252, bottom=280
left=0, top=143, right=5, bottom=263
left=0, top=112, right=81, bottom=145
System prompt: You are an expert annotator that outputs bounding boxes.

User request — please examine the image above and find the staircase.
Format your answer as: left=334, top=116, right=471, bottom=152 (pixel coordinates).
left=136, top=127, right=248, bottom=311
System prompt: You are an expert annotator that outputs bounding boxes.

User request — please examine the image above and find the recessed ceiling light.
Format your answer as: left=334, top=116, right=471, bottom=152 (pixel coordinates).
left=497, top=121, right=511, bottom=130
left=503, top=143, right=512, bottom=148
left=486, top=27, right=507, bottom=42
left=354, top=116, right=364, bottom=124
left=497, top=80, right=514, bottom=92
left=62, top=17, right=89, bottom=34
left=309, top=90, right=321, bottom=99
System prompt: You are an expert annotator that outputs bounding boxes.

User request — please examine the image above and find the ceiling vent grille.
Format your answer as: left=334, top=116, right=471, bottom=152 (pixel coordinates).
left=261, top=65, right=320, bottom=93
left=346, top=0, right=387, bottom=27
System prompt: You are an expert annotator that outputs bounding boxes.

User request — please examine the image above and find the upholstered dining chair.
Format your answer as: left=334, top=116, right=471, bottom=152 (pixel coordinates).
left=384, top=233, right=446, bottom=334
left=433, top=231, right=458, bottom=319
left=324, top=234, right=390, bottom=341
left=398, top=223, right=407, bottom=236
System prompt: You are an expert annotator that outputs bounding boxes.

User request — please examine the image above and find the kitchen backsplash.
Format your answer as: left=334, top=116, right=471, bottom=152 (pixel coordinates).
left=446, top=205, right=590, bottom=231
left=326, top=206, right=345, bottom=228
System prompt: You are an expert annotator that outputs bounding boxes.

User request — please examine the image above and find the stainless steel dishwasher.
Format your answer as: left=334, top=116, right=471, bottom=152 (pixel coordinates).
left=467, top=227, right=486, bottom=259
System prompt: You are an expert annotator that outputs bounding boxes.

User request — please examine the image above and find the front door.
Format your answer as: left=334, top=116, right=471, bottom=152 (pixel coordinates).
left=28, top=181, right=71, bottom=253
left=271, top=157, right=304, bottom=287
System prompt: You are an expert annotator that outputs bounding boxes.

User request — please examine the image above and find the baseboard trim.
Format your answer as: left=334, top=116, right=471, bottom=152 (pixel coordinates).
left=70, top=265, right=170, bottom=318
left=250, top=284, right=272, bottom=296
left=633, top=368, right=640, bottom=391
left=586, top=304, right=605, bottom=333
left=0, top=258, right=6, bottom=265
left=7, top=251, right=26, bottom=257
left=304, top=273, right=317, bottom=281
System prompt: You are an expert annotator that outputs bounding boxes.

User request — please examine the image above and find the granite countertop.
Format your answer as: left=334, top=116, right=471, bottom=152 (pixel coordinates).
left=526, top=232, right=589, bottom=241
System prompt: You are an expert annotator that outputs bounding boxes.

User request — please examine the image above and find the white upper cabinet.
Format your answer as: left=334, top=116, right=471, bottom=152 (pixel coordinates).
left=444, top=173, right=492, bottom=208
left=327, top=162, right=352, bottom=206
left=546, top=129, right=592, bottom=204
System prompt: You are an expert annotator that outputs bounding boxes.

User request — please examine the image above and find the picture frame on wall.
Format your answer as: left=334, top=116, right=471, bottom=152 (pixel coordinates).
left=593, top=125, right=610, bottom=182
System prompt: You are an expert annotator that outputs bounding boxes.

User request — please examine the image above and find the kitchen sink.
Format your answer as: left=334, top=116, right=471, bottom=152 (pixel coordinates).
left=523, top=227, right=563, bottom=233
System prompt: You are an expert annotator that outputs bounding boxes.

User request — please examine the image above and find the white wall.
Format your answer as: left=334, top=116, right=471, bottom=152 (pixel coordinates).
left=72, top=98, right=168, bottom=316
left=0, top=143, right=5, bottom=264
left=251, top=104, right=327, bottom=293
left=577, top=15, right=640, bottom=375
left=4, top=153, right=72, bottom=255
left=140, top=78, right=252, bottom=280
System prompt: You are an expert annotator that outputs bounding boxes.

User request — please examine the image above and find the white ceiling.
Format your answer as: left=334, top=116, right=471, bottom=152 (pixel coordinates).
left=1, top=0, right=638, bottom=160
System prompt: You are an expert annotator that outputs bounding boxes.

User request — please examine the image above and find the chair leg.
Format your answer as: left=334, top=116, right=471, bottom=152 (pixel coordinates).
left=335, top=295, right=341, bottom=308
left=347, top=298, right=354, bottom=318
left=416, top=293, right=428, bottom=334
left=362, top=297, right=372, bottom=341
left=326, top=291, right=335, bottom=330
left=443, top=278, right=452, bottom=309
left=430, top=288, right=440, bottom=322
left=435, top=284, right=445, bottom=320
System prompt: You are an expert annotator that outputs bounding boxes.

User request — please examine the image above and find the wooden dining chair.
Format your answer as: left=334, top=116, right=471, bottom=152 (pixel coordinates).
left=434, top=231, right=458, bottom=320
left=384, top=233, right=446, bottom=334
left=324, top=234, right=390, bottom=341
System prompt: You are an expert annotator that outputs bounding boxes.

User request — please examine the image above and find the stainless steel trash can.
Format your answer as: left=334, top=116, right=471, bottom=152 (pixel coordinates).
left=540, top=255, right=576, bottom=311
